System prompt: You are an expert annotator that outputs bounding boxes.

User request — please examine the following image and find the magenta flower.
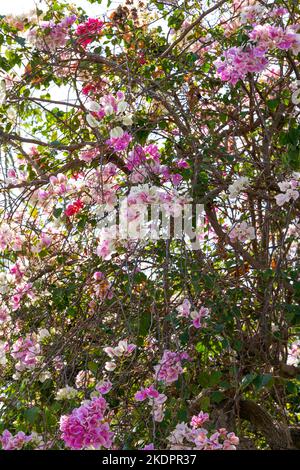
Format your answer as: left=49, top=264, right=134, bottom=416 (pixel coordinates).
left=60, top=396, right=113, bottom=449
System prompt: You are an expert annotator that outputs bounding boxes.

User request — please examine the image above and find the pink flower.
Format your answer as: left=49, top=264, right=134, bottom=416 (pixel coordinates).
left=229, top=222, right=255, bottom=243
left=106, top=132, right=132, bottom=152
left=214, top=46, right=268, bottom=85
left=0, top=430, right=32, bottom=450
left=75, top=18, right=104, bottom=48
left=190, top=306, right=210, bottom=329
left=11, top=335, right=40, bottom=371
left=60, top=396, right=113, bottom=449
left=176, top=299, right=191, bottom=318
left=154, top=350, right=188, bottom=384
left=134, top=385, right=159, bottom=401
left=96, top=380, right=112, bottom=395
left=190, top=411, right=209, bottom=428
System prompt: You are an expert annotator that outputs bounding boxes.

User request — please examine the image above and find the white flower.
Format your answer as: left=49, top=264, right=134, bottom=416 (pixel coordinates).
left=37, top=328, right=50, bottom=342
left=122, top=114, right=133, bottom=126
left=117, top=100, right=129, bottom=113
left=86, top=113, right=99, bottom=128
left=0, top=80, right=6, bottom=105
left=110, top=126, right=124, bottom=139
left=55, top=385, right=78, bottom=400
left=0, top=341, right=7, bottom=366
left=39, top=370, right=52, bottom=382
left=228, top=176, right=249, bottom=198
left=105, top=361, right=116, bottom=371
left=86, top=101, right=101, bottom=112
left=104, top=104, right=114, bottom=115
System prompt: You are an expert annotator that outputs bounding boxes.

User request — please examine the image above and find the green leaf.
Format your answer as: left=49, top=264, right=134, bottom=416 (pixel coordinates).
left=253, top=374, right=273, bottom=391
left=241, top=373, right=256, bottom=390
left=24, top=406, right=40, bottom=424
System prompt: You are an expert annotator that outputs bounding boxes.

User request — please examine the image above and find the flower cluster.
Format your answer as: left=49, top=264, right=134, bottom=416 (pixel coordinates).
left=240, top=4, right=264, bottom=24
left=228, top=176, right=249, bottom=199
left=229, top=222, right=255, bottom=243
left=85, top=92, right=132, bottom=129
left=11, top=335, right=41, bottom=372
left=135, top=385, right=167, bottom=422
left=176, top=300, right=210, bottom=329
left=65, top=199, right=84, bottom=217
left=249, top=24, right=300, bottom=55
left=104, top=339, right=136, bottom=371
left=168, top=416, right=239, bottom=450
left=28, top=16, right=76, bottom=51
left=59, top=396, right=113, bottom=449
left=0, top=430, right=33, bottom=450
left=55, top=385, right=78, bottom=401
left=75, top=18, right=104, bottom=48
left=106, top=128, right=133, bottom=152
left=190, top=411, right=209, bottom=428
left=154, top=350, right=189, bottom=384
left=214, top=46, right=268, bottom=85
left=215, top=19, right=300, bottom=84
left=275, top=178, right=299, bottom=206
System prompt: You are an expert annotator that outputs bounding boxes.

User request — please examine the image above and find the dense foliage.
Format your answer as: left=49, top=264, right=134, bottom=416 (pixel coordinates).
left=0, top=0, right=300, bottom=450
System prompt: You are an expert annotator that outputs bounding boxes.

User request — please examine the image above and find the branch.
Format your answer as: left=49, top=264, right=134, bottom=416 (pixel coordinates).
left=160, top=0, right=228, bottom=58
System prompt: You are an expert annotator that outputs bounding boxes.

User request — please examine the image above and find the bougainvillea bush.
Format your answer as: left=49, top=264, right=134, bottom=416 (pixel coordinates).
left=0, top=0, right=300, bottom=450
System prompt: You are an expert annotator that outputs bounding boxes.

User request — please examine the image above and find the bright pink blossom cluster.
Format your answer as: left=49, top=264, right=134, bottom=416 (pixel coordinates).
left=190, top=411, right=209, bottom=428
left=215, top=21, right=300, bottom=84
left=249, top=24, right=300, bottom=54
left=65, top=199, right=84, bottom=217
left=106, top=131, right=132, bottom=152
left=59, top=396, right=113, bottom=449
left=75, top=18, right=104, bottom=48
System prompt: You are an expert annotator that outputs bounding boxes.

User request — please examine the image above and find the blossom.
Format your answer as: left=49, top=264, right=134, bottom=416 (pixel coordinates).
left=229, top=222, right=255, bottom=243
left=0, top=430, right=32, bottom=450
left=134, top=385, right=160, bottom=401
left=135, top=385, right=167, bottom=422
left=104, top=339, right=136, bottom=358
left=59, top=396, right=113, bottom=449
left=190, top=411, right=209, bottom=428
left=142, top=443, right=155, bottom=450
left=275, top=178, right=299, bottom=206
left=228, top=176, right=249, bottom=198
left=75, top=370, right=95, bottom=388
left=55, top=386, right=78, bottom=400
left=168, top=415, right=239, bottom=450
left=0, top=341, right=7, bottom=366
left=96, top=380, right=112, bottom=395
left=176, top=299, right=191, bottom=318
left=75, top=18, right=104, bottom=48
left=79, top=148, right=99, bottom=162
left=106, top=131, right=132, bottom=152
left=11, top=335, right=40, bottom=371
left=154, top=350, right=189, bottom=384
left=190, top=306, right=210, bottom=329
left=214, top=46, right=268, bottom=85
left=65, top=199, right=84, bottom=217
left=27, top=16, right=76, bottom=52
